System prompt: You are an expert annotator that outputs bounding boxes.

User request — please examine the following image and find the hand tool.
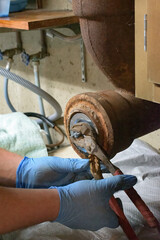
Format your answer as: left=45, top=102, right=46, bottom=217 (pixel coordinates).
left=70, top=122, right=160, bottom=239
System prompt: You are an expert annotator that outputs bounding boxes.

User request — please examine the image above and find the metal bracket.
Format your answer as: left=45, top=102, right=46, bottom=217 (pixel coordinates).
left=46, top=27, right=87, bottom=83
left=144, top=14, right=147, bottom=52
left=80, top=39, right=87, bottom=83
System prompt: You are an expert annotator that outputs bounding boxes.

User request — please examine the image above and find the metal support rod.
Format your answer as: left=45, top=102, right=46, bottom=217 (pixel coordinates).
left=38, top=0, right=48, bottom=58
left=32, top=0, right=53, bottom=144
left=16, top=32, right=23, bottom=51
left=32, top=61, right=52, bottom=144
left=144, top=14, right=147, bottom=52
left=41, top=30, right=48, bottom=56
left=80, top=40, right=87, bottom=83
left=4, top=58, right=16, bottom=112
left=3, top=32, right=23, bottom=112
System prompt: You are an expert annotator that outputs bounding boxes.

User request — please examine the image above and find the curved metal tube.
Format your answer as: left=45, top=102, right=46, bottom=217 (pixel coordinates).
left=4, top=59, right=17, bottom=112
left=46, top=29, right=82, bottom=43
left=32, top=61, right=52, bottom=143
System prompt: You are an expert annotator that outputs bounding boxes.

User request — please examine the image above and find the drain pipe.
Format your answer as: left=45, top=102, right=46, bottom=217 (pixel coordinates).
left=4, top=58, right=16, bottom=112
left=35, top=0, right=53, bottom=143
left=34, top=2, right=52, bottom=143
left=32, top=61, right=52, bottom=144
left=3, top=31, right=23, bottom=112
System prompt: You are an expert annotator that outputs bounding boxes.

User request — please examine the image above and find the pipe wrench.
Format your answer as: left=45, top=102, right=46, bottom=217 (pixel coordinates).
left=70, top=122, right=160, bottom=240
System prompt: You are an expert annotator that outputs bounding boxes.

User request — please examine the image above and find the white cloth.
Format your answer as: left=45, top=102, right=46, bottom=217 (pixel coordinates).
left=2, top=139, right=160, bottom=240
left=0, top=112, right=48, bottom=157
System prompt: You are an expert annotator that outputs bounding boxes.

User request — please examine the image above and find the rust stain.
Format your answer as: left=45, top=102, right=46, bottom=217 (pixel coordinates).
left=64, top=90, right=160, bottom=159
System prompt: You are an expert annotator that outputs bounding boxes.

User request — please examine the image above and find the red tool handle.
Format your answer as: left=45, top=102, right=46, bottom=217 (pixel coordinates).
left=109, top=196, right=139, bottom=240
left=114, top=169, right=160, bottom=230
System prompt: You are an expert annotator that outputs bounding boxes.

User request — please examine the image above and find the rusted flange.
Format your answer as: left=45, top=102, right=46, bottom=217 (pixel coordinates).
left=64, top=90, right=160, bottom=158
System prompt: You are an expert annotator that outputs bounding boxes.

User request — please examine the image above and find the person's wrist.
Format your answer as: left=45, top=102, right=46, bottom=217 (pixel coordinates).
left=49, top=188, right=60, bottom=221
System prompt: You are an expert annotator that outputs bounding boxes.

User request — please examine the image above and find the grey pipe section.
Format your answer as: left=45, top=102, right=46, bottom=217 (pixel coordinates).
left=4, top=59, right=17, bottom=112
left=33, top=62, right=46, bottom=117
left=46, top=29, right=82, bottom=43
left=16, top=32, right=23, bottom=51
left=33, top=61, right=52, bottom=143
left=41, top=30, right=48, bottom=56
left=0, top=67, right=62, bottom=122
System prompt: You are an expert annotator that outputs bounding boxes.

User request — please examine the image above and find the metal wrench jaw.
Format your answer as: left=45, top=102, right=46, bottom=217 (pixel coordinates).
left=71, top=135, right=98, bottom=154
left=70, top=122, right=99, bottom=153
left=70, top=122, right=160, bottom=233
left=70, top=122, right=118, bottom=174
left=71, top=122, right=95, bottom=138
left=70, top=122, right=97, bottom=154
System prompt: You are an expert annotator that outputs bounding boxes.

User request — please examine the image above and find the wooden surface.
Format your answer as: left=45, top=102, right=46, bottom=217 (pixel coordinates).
left=147, top=0, right=160, bottom=84
left=135, top=0, right=160, bottom=104
left=135, top=0, right=153, bottom=101
left=0, top=10, right=79, bottom=30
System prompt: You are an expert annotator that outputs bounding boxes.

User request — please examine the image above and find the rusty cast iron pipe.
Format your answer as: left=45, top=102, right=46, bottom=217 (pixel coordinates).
left=64, top=90, right=160, bottom=159
left=72, top=0, right=135, bottom=93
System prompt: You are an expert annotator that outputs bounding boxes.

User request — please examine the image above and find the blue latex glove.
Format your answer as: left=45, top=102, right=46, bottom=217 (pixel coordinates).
left=52, top=175, right=137, bottom=231
left=16, top=156, right=107, bottom=189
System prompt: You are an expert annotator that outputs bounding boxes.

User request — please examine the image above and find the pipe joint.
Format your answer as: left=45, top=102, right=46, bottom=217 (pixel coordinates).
left=0, top=48, right=22, bottom=60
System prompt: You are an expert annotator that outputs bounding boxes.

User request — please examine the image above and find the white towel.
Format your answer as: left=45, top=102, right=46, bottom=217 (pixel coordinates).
left=0, top=112, right=48, bottom=157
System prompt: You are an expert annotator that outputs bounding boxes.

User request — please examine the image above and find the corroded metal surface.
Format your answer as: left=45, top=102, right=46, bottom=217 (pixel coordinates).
left=64, top=90, right=160, bottom=158
left=69, top=117, right=160, bottom=233
left=72, top=0, right=135, bottom=93
left=89, top=155, right=103, bottom=180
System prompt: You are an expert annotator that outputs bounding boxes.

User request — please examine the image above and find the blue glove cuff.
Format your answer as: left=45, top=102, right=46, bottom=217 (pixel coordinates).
left=49, top=186, right=62, bottom=222
left=16, top=156, right=29, bottom=188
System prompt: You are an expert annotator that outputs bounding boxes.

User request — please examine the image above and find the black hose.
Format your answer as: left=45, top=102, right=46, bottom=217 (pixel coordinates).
left=25, top=112, right=65, bottom=149
left=24, top=112, right=55, bottom=128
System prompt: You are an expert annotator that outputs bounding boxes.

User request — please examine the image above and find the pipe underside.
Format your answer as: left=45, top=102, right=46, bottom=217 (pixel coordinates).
left=72, top=0, right=135, bottom=93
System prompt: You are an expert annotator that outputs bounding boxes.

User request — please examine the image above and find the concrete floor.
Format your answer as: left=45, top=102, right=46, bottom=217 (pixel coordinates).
left=50, top=145, right=79, bottom=158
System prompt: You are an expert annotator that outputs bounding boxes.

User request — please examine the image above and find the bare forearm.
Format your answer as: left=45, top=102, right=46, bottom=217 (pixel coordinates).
left=0, top=148, right=22, bottom=187
left=0, top=187, right=60, bottom=234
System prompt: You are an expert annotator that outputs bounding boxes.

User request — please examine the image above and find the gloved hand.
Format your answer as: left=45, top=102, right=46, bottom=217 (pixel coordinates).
left=16, top=156, right=107, bottom=189
left=52, top=175, right=137, bottom=231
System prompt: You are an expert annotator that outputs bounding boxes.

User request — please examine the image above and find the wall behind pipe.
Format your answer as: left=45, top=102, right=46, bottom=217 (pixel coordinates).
left=0, top=0, right=160, bottom=150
